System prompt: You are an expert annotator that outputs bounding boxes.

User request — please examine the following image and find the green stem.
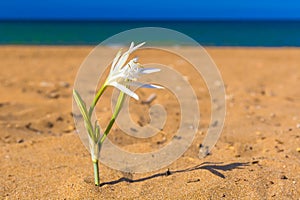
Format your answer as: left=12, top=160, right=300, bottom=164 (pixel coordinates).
left=100, top=91, right=126, bottom=144
left=100, top=118, right=115, bottom=143
left=93, top=159, right=100, bottom=186
left=89, top=84, right=107, bottom=117
left=89, top=84, right=126, bottom=186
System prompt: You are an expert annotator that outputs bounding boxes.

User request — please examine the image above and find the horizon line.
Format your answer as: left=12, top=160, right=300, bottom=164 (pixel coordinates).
left=1, top=18, right=300, bottom=22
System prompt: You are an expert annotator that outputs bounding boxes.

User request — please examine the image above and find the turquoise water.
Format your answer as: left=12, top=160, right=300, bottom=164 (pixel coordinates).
left=1, top=21, right=300, bottom=46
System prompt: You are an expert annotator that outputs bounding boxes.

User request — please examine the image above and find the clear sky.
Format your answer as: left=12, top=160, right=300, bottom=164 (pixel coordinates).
left=1, top=0, right=300, bottom=20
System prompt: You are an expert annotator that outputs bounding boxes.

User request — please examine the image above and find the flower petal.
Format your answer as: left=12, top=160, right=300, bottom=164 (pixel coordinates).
left=139, top=68, right=161, bottom=74
left=111, top=49, right=123, bottom=73
left=129, top=42, right=146, bottom=53
left=124, top=81, right=164, bottom=89
left=129, top=42, right=135, bottom=51
left=109, top=82, right=139, bottom=100
left=114, top=42, right=145, bottom=71
left=106, top=64, right=130, bottom=84
left=146, top=84, right=164, bottom=89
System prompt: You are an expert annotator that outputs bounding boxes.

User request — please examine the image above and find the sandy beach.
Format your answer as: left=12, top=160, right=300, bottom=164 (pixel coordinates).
left=1, top=46, right=299, bottom=199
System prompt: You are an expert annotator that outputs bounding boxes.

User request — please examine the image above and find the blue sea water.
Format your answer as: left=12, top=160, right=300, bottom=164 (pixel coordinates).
left=1, top=21, right=300, bottom=46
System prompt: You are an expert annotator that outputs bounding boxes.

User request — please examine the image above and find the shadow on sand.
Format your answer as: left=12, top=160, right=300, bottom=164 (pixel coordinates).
left=100, top=162, right=249, bottom=186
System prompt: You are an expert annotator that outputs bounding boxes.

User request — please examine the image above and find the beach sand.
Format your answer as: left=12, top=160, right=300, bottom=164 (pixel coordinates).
left=0, top=46, right=299, bottom=199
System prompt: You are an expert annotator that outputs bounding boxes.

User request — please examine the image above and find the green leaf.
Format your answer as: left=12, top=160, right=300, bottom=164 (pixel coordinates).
left=73, top=89, right=88, bottom=121
left=73, top=89, right=95, bottom=141
left=95, top=121, right=100, bottom=142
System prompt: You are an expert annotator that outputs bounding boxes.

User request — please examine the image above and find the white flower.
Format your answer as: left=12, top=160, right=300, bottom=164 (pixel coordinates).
left=105, top=42, right=163, bottom=100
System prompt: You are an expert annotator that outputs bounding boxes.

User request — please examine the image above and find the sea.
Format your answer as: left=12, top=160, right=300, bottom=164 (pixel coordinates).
left=1, top=20, right=300, bottom=46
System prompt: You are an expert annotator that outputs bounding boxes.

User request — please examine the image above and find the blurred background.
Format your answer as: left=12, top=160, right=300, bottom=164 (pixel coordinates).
left=1, top=0, right=300, bottom=46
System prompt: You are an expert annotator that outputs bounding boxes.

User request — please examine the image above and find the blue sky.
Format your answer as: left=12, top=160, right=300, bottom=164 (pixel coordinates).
left=1, top=0, right=300, bottom=20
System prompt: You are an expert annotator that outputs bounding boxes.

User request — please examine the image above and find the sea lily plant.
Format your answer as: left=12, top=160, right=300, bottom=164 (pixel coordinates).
left=73, top=42, right=162, bottom=186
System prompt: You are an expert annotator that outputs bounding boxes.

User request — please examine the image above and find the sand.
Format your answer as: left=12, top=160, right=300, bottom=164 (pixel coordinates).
left=0, top=46, right=300, bottom=199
